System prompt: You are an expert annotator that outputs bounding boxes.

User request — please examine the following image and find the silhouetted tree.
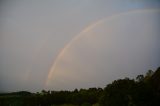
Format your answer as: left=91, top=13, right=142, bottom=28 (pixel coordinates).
left=1, top=67, right=160, bottom=106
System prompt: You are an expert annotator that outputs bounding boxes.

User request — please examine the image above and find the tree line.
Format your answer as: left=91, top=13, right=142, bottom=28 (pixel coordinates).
left=0, top=67, right=160, bottom=106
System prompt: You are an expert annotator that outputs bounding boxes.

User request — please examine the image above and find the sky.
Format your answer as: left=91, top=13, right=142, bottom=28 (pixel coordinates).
left=0, top=0, right=160, bottom=92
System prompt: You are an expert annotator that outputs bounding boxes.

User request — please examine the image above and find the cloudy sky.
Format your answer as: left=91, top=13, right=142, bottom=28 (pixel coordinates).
left=0, top=0, right=160, bottom=92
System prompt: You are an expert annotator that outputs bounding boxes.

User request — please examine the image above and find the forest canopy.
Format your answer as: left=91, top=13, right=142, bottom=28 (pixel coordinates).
left=0, top=67, right=160, bottom=106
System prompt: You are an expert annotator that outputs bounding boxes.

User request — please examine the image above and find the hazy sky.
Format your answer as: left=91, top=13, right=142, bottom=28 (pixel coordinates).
left=0, top=0, right=160, bottom=92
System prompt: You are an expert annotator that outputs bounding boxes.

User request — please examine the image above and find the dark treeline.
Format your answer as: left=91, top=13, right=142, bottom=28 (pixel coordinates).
left=0, top=67, right=160, bottom=106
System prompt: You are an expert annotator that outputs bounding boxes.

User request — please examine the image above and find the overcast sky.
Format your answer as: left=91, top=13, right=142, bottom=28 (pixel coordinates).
left=0, top=0, right=160, bottom=92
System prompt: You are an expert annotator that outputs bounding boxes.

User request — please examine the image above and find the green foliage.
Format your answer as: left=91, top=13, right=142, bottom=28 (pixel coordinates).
left=0, top=88, right=102, bottom=106
left=99, top=78, right=136, bottom=106
left=99, top=67, right=160, bottom=106
left=0, top=67, right=160, bottom=106
left=81, top=102, right=92, bottom=106
left=136, top=75, right=144, bottom=82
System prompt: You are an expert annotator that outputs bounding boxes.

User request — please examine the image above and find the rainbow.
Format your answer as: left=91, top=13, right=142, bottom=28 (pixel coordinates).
left=46, top=8, right=160, bottom=87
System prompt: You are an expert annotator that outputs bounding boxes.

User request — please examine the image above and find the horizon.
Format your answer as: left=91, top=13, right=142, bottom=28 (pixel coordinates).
left=0, top=0, right=160, bottom=92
